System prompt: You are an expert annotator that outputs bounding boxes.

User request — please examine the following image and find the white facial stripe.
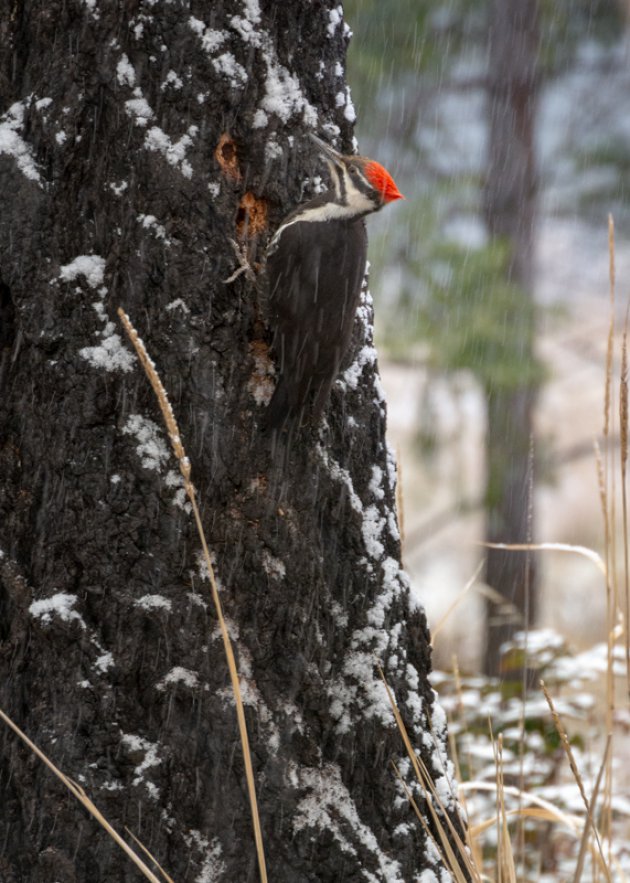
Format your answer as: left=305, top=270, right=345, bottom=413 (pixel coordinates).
left=268, top=201, right=364, bottom=251
left=326, top=159, right=342, bottom=201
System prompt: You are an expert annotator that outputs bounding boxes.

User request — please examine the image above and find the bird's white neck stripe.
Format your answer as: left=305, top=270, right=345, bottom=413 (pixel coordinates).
left=268, top=201, right=366, bottom=250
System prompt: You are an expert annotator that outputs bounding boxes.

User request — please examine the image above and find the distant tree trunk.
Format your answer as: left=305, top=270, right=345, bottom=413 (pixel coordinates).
left=0, top=3, right=463, bottom=881
left=482, top=0, right=540, bottom=677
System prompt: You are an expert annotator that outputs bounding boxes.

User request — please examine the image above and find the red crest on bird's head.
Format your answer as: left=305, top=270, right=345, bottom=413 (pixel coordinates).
left=364, top=161, right=405, bottom=203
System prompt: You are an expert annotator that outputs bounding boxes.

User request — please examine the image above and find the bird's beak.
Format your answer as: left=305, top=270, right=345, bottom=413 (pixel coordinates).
left=309, top=133, right=344, bottom=168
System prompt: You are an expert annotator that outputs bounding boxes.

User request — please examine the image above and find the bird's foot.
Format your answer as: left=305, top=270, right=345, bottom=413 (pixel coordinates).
left=223, top=238, right=257, bottom=285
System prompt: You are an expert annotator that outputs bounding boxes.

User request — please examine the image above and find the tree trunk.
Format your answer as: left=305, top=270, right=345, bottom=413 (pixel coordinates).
left=0, top=2, right=463, bottom=880
left=482, top=0, right=540, bottom=677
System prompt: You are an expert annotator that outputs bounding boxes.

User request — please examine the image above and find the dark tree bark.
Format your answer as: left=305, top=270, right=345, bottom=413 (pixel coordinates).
left=482, top=0, right=539, bottom=676
left=0, top=2, right=463, bottom=881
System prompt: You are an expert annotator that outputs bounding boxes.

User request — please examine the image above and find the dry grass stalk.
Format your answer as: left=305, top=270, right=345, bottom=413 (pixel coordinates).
left=379, top=668, right=481, bottom=882
left=572, top=737, right=611, bottom=883
left=462, top=781, right=613, bottom=877
left=0, top=708, right=166, bottom=883
left=604, top=214, right=615, bottom=438
left=462, top=781, right=584, bottom=832
left=540, top=681, right=610, bottom=882
left=390, top=760, right=463, bottom=880
left=118, top=308, right=268, bottom=883
left=622, top=309, right=630, bottom=695
left=126, top=828, right=176, bottom=883
left=601, top=217, right=618, bottom=854
left=482, top=541, right=605, bottom=575
left=444, top=662, right=485, bottom=873
left=493, top=734, right=517, bottom=883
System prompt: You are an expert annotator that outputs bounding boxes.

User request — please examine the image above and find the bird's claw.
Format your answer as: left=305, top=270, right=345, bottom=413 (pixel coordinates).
left=223, top=238, right=257, bottom=284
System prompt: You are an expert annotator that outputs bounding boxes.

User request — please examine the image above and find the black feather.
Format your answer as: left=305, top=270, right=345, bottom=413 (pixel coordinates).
left=264, top=212, right=367, bottom=429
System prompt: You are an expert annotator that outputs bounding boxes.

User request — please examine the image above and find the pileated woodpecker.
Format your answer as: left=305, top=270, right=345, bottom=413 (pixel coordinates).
left=263, top=134, right=403, bottom=430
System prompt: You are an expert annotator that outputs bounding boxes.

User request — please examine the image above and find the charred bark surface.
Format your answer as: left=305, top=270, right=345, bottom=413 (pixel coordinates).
left=0, top=2, right=462, bottom=880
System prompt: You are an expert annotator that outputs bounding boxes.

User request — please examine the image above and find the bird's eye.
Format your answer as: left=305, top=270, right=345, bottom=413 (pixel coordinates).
left=349, top=166, right=359, bottom=177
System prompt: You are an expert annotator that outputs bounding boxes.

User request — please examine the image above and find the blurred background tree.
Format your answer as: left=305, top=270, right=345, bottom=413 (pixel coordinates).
left=344, top=0, right=627, bottom=675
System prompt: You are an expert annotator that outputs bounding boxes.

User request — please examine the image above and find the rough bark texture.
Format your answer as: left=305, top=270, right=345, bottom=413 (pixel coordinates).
left=481, top=0, right=539, bottom=677
left=0, top=2, right=462, bottom=881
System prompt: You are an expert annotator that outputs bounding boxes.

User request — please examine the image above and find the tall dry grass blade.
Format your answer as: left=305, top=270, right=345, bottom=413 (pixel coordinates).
left=462, top=782, right=614, bottom=878
left=540, top=681, right=610, bottom=882
left=494, top=732, right=503, bottom=883
left=493, top=735, right=517, bottom=883
left=622, top=307, right=630, bottom=696
left=572, top=736, right=612, bottom=883
left=0, top=708, right=165, bottom=883
left=118, top=308, right=268, bottom=883
left=391, top=760, right=458, bottom=877
left=378, top=668, right=480, bottom=882
left=603, top=214, right=617, bottom=856
left=461, top=781, right=584, bottom=831
left=126, top=828, right=176, bottom=883
left=604, top=214, right=615, bottom=438
left=482, top=541, right=606, bottom=574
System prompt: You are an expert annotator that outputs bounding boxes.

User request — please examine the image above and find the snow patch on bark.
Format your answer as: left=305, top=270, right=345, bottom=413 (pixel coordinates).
left=59, top=254, right=106, bottom=289
left=116, top=53, right=136, bottom=86
left=185, top=831, right=226, bottom=883
left=0, top=102, right=42, bottom=184
left=343, top=86, right=357, bottom=123
left=188, top=17, right=227, bottom=53
left=29, top=593, right=86, bottom=629
left=161, top=69, right=184, bottom=91
left=116, top=62, right=197, bottom=177
left=317, top=447, right=362, bottom=513
left=95, top=652, right=114, bottom=672
left=123, top=415, right=170, bottom=471
left=121, top=733, right=162, bottom=795
left=342, top=345, right=377, bottom=390
left=165, top=469, right=192, bottom=512
left=421, top=699, right=459, bottom=812
left=217, top=643, right=280, bottom=753
left=362, top=505, right=386, bottom=559
left=157, top=667, right=199, bottom=690
left=60, top=264, right=134, bottom=374
left=165, top=298, right=190, bottom=314
left=136, top=593, right=172, bottom=611
left=213, top=53, right=248, bottom=86
left=257, top=52, right=317, bottom=127
left=80, top=332, right=136, bottom=372
left=81, top=0, right=100, bottom=19
left=190, top=6, right=316, bottom=128
left=187, top=18, right=247, bottom=84
left=138, top=212, right=172, bottom=244
left=369, top=466, right=385, bottom=500
left=293, top=762, right=404, bottom=881
left=327, top=6, right=344, bottom=37
left=261, top=550, right=286, bottom=580
left=317, top=446, right=421, bottom=737
left=125, top=91, right=155, bottom=127
left=144, top=124, right=197, bottom=178
left=79, top=288, right=136, bottom=373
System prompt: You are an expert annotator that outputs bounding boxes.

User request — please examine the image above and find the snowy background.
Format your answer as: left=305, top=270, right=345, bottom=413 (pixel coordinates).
left=357, top=34, right=630, bottom=669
